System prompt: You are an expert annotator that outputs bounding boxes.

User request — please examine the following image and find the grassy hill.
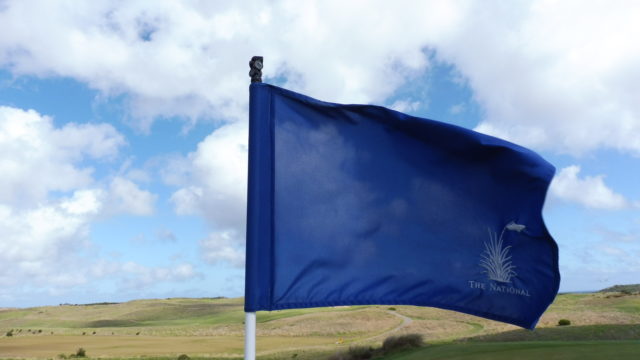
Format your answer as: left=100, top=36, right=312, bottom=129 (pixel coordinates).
left=0, top=292, right=638, bottom=359
left=600, top=284, right=640, bottom=293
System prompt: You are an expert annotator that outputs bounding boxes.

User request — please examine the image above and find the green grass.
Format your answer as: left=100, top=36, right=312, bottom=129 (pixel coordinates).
left=382, top=341, right=640, bottom=360
left=467, top=324, right=640, bottom=342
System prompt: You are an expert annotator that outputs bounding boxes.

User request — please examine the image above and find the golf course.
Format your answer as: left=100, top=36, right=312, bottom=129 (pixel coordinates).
left=0, top=289, right=638, bottom=359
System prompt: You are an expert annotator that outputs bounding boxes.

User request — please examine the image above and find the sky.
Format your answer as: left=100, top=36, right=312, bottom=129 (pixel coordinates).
left=0, top=0, right=639, bottom=307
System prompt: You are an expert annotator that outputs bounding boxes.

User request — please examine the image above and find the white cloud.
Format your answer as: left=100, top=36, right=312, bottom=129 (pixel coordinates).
left=0, top=106, right=124, bottom=208
left=0, top=105, right=160, bottom=297
left=119, top=262, right=201, bottom=289
left=200, top=230, right=245, bottom=268
left=0, top=190, right=99, bottom=288
left=168, top=122, right=247, bottom=230
left=60, top=189, right=104, bottom=215
left=2, top=1, right=639, bottom=155
left=431, top=1, right=640, bottom=155
left=89, top=260, right=202, bottom=291
left=167, top=122, right=248, bottom=265
left=106, top=176, right=157, bottom=216
left=0, top=0, right=456, bottom=129
left=550, top=165, right=629, bottom=210
left=2, top=1, right=639, bottom=154
left=390, top=100, right=421, bottom=113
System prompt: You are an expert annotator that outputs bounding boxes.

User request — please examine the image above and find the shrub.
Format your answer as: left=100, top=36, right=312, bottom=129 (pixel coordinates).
left=92, top=331, right=96, bottom=335
left=328, top=346, right=375, bottom=360
left=75, top=348, right=86, bottom=358
left=328, top=334, right=424, bottom=360
left=177, top=354, right=190, bottom=360
left=387, top=307, right=397, bottom=311
left=327, top=353, right=348, bottom=360
left=382, top=334, right=424, bottom=353
left=82, top=332, right=86, bottom=336
left=6, top=329, right=13, bottom=337
left=57, top=354, right=67, bottom=359
left=347, top=346, right=374, bottom=360
left=558, top=319, right=571, bottom=326
left=38, top=329, right=42, bottom=333
left=136, top=332, right=140, bottom=335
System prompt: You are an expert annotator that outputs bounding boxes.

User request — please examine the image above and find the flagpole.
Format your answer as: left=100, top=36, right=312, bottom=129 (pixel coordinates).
left=244, top=312, right=256, bottom=360
left=245, top=55, right=263, bottom=360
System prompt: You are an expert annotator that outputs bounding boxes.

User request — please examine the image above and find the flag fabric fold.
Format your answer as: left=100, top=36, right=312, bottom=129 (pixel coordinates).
left=245, top=83, right=559, bottom=329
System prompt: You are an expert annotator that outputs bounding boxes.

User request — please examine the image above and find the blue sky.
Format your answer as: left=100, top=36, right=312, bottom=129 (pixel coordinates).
left=0, top=1, right=639, bottom=307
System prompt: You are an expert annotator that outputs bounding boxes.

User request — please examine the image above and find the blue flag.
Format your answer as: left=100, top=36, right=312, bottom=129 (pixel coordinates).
left=245, top=83, right=559, bottom=329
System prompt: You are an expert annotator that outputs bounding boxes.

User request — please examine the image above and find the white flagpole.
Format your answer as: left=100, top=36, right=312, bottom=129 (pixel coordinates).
left=244, top=312, right=256, bottom=360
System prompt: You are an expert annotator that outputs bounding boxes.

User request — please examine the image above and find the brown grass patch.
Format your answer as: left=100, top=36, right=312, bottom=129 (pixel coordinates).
left=0, top=335, right=334, bottom=358
left=258, top=309, right=399, bottom=337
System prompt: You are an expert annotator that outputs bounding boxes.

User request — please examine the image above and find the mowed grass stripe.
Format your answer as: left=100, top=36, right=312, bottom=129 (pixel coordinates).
left=0, top=335, right=334, bottom=358
left=383, top=341, right=640, bottom=360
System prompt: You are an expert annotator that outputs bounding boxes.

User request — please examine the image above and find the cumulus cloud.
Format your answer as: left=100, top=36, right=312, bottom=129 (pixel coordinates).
left=200, top=230, right=245, bottom=268
left=0, top=189, right=100, bottom=288
left=432, top=1, right=640, bottom=155
left=168, top=122, right=247, bottom=228
left=0, top=105, right=158, bottom=297
left=2, top=1, right=639, bottom=154
left=0, top=0, right=453, bottom=128
left=550, top=165, right=629, bottom=210
left=0, top=106, right=124, bottom=208
left=390, top=100, right=421, bottom=113
left=89, top=260, right=202, bottom=291
left=165, top=122, right=248, bottom=265
left=119, top=262, right=201, bottom=289
left=106, top=176, right=157, bottom=215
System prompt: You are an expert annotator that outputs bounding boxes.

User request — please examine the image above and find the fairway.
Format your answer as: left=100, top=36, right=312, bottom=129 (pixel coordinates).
left=0, top=335, right=334, bottom=358
left=383, top=341, right=640, bottom=360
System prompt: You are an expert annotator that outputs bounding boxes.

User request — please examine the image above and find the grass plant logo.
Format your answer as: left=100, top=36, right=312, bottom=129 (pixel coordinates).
left=469, top=222, right=531, bottom=297
left=480, top=226, right=518, bottom=283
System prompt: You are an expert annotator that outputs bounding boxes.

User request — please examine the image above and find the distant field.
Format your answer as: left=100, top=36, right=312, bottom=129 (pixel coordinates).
left=0, top=293, right=639, bottom=359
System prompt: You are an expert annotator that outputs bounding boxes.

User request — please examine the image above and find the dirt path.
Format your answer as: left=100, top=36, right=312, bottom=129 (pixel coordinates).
left=386, top=310, right=413, bottom=333
left=353, top=310, right=414, bottom=345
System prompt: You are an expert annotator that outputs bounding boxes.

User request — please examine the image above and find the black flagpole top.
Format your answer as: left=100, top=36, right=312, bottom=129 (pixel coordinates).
left=249, top=56, right=263, bottom=83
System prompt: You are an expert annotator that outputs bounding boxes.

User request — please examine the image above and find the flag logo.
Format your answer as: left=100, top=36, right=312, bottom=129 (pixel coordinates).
left=470, top=222, right=532, bottom=298
left=480, top=226, right=518, bottom=283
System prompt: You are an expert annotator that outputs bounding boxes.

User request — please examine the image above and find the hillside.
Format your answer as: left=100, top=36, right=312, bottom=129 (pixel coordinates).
left=600, top=284, right=640, bottom=293
left=0, top=293, right=639, bottom=359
